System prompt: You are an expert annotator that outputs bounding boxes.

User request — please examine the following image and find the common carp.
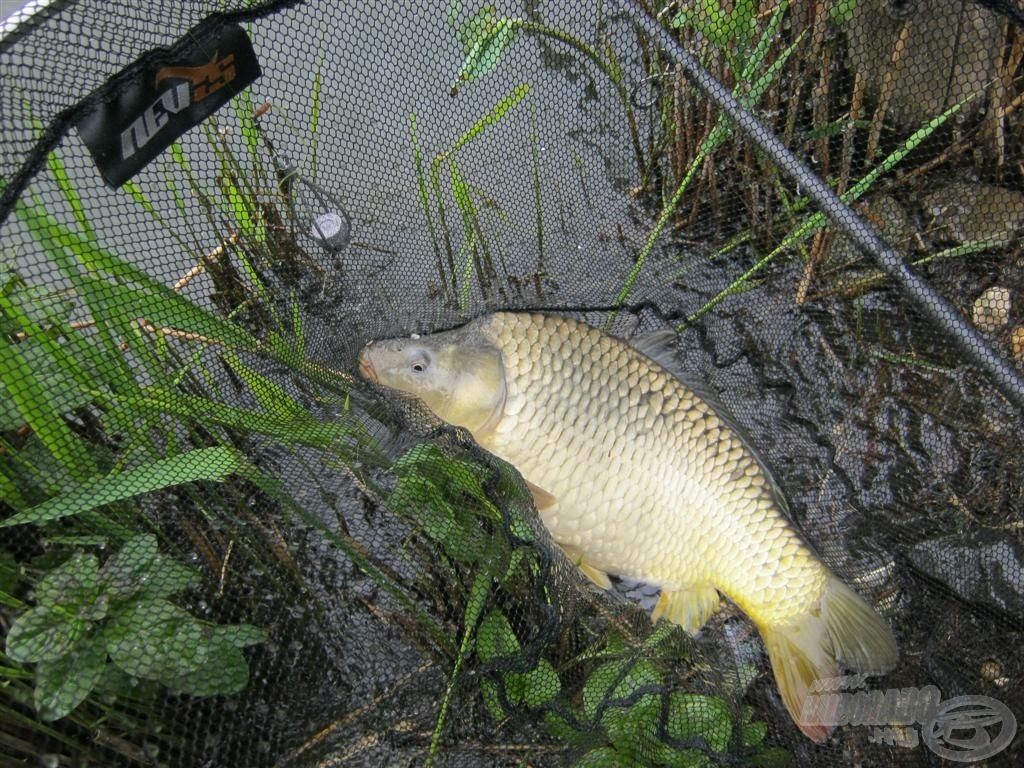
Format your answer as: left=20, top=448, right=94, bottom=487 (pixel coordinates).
left=358, top=311, right=897, bottom=740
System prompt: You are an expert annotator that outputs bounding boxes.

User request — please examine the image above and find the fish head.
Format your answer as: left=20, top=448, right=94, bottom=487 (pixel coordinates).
left=358, top=329, right=506, bottom=435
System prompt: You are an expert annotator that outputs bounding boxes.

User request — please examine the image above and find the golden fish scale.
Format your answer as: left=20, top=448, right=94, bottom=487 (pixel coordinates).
left=477, top=312, right=828, bottom=626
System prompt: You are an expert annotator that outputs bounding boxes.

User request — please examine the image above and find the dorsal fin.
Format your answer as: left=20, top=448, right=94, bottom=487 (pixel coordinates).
left=631, top=330, right=679, bottom=370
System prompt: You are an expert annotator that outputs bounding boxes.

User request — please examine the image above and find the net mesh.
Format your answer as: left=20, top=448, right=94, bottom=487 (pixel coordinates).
left=1, top=1, right=1022, bottom=766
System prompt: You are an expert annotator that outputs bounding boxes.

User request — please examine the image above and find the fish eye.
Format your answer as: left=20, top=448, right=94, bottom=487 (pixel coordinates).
left=410, top=350, right=430, bottom=373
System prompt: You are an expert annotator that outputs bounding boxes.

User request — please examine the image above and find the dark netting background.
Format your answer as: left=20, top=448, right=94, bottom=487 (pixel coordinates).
left=1, top=0, right=1022, bottom=766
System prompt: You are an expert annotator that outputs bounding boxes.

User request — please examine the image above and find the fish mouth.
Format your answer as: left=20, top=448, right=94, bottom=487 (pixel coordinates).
left=357, top=348, right=377, bottom=382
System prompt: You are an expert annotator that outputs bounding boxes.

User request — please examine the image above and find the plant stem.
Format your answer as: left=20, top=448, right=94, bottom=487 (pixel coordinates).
left=425, top=570, right=490, bottom=767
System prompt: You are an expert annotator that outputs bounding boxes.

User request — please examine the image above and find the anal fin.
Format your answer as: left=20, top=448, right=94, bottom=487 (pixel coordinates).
left=525, top=479, right=557, bottom=510
left=560, top=544, right=612, bottom=590
left=651, top=584, right=721, bottom=635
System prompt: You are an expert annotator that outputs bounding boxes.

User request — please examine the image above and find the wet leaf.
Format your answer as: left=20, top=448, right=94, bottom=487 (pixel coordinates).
left=514, top=659, right=560, bottom=708
left=1, top=446, right=254, bottom=528
left=576, top=747, right=643, bottom=768
left=37, top=551, right=98, bottom=603
left=477, top=610, right=519, bottom=660
left=477, top=611, right=559, bottom=713
left=667, top=693, right=732, bottom=753
left=214, top=623, right=267, bottom=649
left=389, top=444, right=499, bottom=563
left=34, top=636, right=107, bottom=720
left=168, top=643, right=250, bottom=697
left=604, top=693, right=660, bottom=759
left=36, top=552, right=106, bottom=621
left=830, top=0, right=857, bottom=25
left=100, top=534, right=199, bottom=601
left=582, top=657, right=660, bottom=720
left=742, top=719, right=768, bottom=746
left=6, top=606, right=83, bottom=663
left=105, top=599, right=208, bottom=679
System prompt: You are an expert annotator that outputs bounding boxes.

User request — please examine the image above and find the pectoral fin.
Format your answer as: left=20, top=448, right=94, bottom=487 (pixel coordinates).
left=525, top=480, right=557, bottom=510
left=560, top=544, right=612, bottom=590
left=652, top=584, right=721, bottom=635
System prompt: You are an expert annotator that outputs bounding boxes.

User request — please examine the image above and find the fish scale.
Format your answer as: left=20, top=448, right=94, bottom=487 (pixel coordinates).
left=359, top=310, right=898, bottom=741
left=479, top=312, right=826, bottom=620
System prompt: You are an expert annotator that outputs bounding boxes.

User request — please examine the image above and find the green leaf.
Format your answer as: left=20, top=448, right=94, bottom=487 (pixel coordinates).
left=742, top=719, right=768, bottom=746
left=36, top=552, right=107, bottom=621
left=605, top=693, right=661, bottom=760
left=447, top=83, right=531, bottom=156
left=477, top=611, right=560, bottom=709
left=95, top=663, right=161, bottom=702
left=0, top=339, right=97, bottom=431
left=0, top=330, right=96, bottom=481
left=46, top=149, right=96, bottom=241
left=667, top=693, right=732, bottom=753
left=454, top=18, right=517, bottom=91
left=214, top=623, right=267, bottom=649
left=105, top=599, right=208, bottom=680
left=94, top=385, right=361, bottom=455
left=6, top=606, right=83, bottom=662
left=830, top=0, right=857, bottom=25
left=0, top=274, right=76, bottom=336
left=34, top=636, right=107, bottom=720
left=446, top=0, right=462, bottom=30
left=392, top=444, right=500, bottom=519
left=477, top=610, right=519, bottom=660
left=0, top=548, right=20, bottom=594
left=168, top=643, right=249, bottom=697
left=576, top=747, right=643, bottom=768
left=582, top=658, right=660, bottom=720
left=220, top=352, right=304, bottom=420
left=455, top=4, right=495, bottom=52
left=99, top=534, right=200, bottom=601
left=389, top=444, right=502, bottom=563
left=515, top=659, right=560, bottom=708
left=79, top=273, right=259, bottom=353
left=1, top=447, right=254, bottom=528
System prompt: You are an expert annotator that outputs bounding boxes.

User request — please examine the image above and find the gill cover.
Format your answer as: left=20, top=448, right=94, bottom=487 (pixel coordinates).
left=360, top=332, right=506, bottom=436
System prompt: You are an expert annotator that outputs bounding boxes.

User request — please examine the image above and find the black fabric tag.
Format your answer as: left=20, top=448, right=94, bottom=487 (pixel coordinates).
left=75, top=21, right=261, bottom=187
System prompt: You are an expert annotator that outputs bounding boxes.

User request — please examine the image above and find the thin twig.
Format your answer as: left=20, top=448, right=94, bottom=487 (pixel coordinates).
left=866, top=18, right=913, bottom=163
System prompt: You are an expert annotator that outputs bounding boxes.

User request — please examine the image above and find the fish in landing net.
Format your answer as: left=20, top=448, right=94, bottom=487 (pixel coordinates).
left=358, top=311, right=897, bottom=740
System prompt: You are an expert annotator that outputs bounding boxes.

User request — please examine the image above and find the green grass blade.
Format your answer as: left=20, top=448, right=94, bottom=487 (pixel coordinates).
left=234, top=87, right=261, bottom=171
left=122, top=181, right=163, bottom=222
left=529, top=101, right=544, bottom=267
left=0, top=332, right=96, bottom=482
left=681, top=100, right=965, bottom=329
left=410, top=113, right=448, bottom=294
left=98, top=385, right=361, bottom=453
left=0, top=447, right=254, bottom=528
left=447, top=83, right=531, bottom=157
left=79, top=273, right=261, bottom=352
left=46, top=153, right=96, bottom=242
left=311, top=56, right=323, bottom=177
left=221, top=351, right=304, bottom=420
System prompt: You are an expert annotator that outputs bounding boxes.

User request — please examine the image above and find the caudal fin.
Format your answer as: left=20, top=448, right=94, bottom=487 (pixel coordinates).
left=759, top=575, right=898, bottom=742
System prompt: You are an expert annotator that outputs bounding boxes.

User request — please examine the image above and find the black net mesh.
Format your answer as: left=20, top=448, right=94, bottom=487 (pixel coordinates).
left=1, top=1, right=1022, bottom=766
